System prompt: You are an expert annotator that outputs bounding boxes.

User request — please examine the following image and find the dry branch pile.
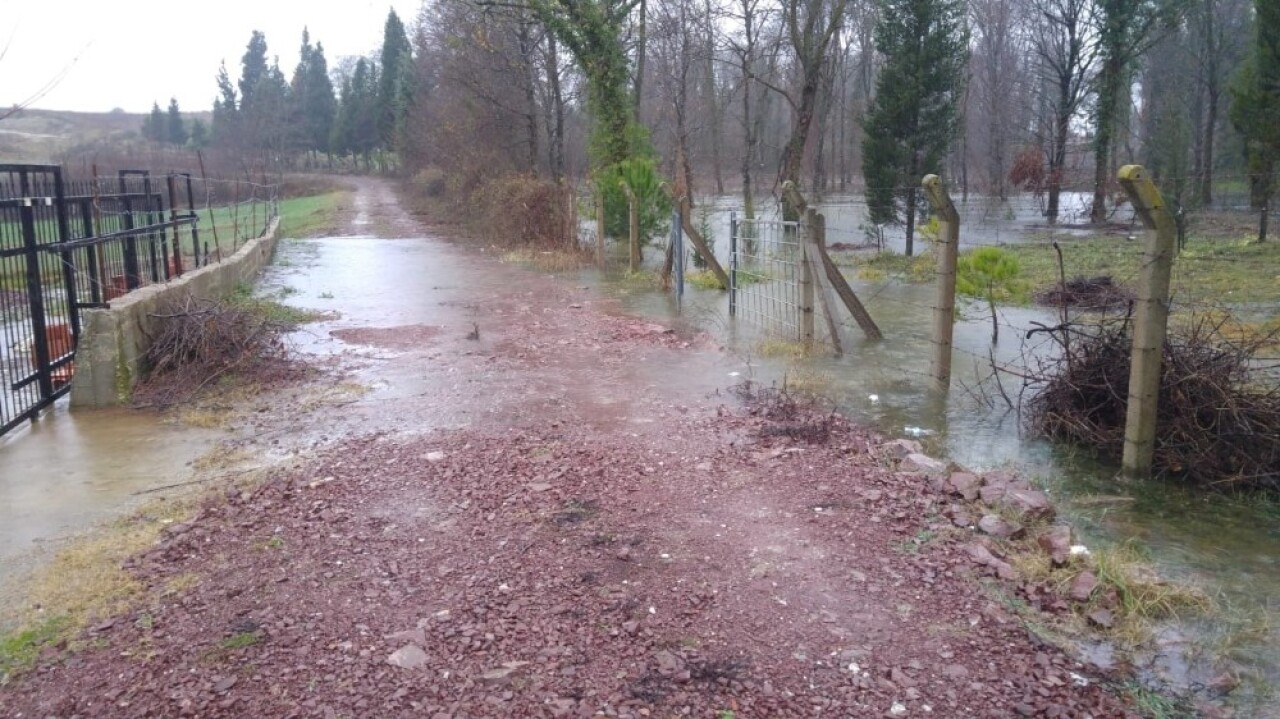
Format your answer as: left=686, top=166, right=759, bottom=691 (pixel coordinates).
left=1025, top=316, right=1280, bottom=490
left=1034, top=276, right=1135, bottom=312
left=134, top=293, right=302, bottom=406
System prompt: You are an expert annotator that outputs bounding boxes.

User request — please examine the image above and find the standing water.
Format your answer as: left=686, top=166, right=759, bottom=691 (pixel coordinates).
left=582, top=201, right=1280, bottom=715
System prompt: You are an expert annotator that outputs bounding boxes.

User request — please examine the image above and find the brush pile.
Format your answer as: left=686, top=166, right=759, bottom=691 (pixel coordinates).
left=1034, top=276, right=1134, bottom=311
left=135, top=292, right=300, bottom=406
left=1025, top=315, right=1280, bottom=490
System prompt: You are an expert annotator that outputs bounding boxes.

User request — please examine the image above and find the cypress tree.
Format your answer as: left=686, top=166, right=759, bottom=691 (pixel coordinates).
left=861, top=0, right=968, bottom=256
left=166, top=98, right=188, bottom=145
left=1230, top=0, right=1280, bottom=241
left=378, top=9, right=411, bottom=149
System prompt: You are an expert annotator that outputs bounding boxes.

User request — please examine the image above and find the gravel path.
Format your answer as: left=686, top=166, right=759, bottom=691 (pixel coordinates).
left=1, top=179, right=1142, bottom=718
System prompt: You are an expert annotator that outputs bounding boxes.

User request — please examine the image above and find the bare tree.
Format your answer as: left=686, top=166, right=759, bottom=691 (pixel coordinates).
left=1030, top=0, right=1096, bottom=223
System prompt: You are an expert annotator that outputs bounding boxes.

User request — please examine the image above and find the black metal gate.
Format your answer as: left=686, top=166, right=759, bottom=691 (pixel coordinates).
left=0, top=165, right=78, bottom=436
left=0, top=164, right=205, bottom=437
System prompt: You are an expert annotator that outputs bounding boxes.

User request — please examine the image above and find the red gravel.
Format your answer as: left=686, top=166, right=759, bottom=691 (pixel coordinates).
left=0, top=179, right=1145, bottom=718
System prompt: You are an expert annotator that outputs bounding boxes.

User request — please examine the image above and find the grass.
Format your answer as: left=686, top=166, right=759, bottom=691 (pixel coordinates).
left=0, top=497, right=192, bottom=684
left=227, top=283, right=325, bottom=325
left=851, top=233, right=1280, bottom=309
left=1007, top=537, right=1212, bottom=645
left=500, top=246, right=592, bottom=272
left=1114, top=680, right=1199, bottom=719
left=219, top=632, right=259, bottom=650
left=0, top=617, right=71, bottom=684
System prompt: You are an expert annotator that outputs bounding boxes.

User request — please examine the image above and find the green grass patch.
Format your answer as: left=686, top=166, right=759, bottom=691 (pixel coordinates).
left=0, top=616, right=72, bottom=684
left=227, top=283, right=324, bottom=326
left=1006, top=236, right=1280, bottom=307
left=854, top=234, right=1280, bottom=308
left=219, top=632, right=260, bottom=650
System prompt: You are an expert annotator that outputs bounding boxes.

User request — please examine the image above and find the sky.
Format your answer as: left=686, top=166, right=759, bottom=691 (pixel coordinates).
left=0, top=0, right=422, bottom=114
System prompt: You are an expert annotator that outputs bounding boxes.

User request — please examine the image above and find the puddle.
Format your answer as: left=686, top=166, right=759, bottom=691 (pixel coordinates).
left=0, top=404, right=217, bottom=588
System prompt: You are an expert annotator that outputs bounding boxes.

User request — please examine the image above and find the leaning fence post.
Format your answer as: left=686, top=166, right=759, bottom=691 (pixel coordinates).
left=923, top=174, right=960, bottom=392
left=1117, top=165, right=1177, bottom=480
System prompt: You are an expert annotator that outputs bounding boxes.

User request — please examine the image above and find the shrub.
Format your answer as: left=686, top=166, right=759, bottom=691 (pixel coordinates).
left=470, top=175, right=574, bottom=248
left=412, top=167, right=447, bottom=198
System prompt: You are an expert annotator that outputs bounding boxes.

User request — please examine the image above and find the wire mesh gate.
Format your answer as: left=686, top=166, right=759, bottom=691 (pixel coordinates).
left=728, top=214, right=812, bottom=342
left=0, top=164, right=205, bottom=437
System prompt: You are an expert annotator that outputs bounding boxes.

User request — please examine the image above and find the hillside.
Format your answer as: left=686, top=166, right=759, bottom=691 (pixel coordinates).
left=0, top=108, right=209, bottom=163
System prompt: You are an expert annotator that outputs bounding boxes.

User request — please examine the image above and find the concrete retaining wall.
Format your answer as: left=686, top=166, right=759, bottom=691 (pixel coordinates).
left=70, top=218, right=281, bottom=408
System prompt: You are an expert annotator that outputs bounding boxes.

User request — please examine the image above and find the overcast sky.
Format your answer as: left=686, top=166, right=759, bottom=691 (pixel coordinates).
left=0, top=0, right=422, bottom=114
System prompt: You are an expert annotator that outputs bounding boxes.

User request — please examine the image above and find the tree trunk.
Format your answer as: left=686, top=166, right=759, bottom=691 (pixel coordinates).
left=634, top=0, right=647, bottom=120
left=904, top=184, right=918, bottom=257
left=1090, top=55, right=1123, bottom=224
left=705, top=0, right=724, bottom=195
left=546, top=35, right=566, bottom=181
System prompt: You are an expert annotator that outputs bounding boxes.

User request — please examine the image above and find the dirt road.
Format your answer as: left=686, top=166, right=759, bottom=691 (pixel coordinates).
left=2, top=179, right=1142, bottom=718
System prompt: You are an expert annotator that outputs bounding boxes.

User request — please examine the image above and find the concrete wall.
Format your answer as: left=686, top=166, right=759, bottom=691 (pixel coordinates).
left=70, top=218, right=281, bottom=408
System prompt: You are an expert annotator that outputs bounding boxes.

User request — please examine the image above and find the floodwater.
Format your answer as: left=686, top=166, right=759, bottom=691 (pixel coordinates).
left=0, top=201, right=1275, bottom=711
left=587, top=233, right=1280, bottom=714
left=688, top=191, right=1112, bottom=257
left=0, top=404, right=217, bottom=589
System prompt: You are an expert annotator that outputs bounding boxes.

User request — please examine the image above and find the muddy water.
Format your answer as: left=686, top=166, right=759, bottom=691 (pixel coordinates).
left=0, top=405, right=217, bottom=588
left=588, top=254, right=1280, bottom=713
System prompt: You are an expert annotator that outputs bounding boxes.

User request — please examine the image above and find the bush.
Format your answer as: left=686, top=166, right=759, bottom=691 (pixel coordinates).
left=470, top=175, right=574, bottom=247
left=413, top=167, right=448, bottom=198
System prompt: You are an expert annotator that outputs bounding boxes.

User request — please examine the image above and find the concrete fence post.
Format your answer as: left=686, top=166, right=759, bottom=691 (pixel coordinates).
left=923, top=174, right=960, bottom=392
left=1116, top=165, right=1177, bottom=480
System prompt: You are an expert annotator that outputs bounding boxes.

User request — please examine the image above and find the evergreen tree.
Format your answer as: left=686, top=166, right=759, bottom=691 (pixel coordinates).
left=377, top=9, right=411, bottom=149
left=861, top=0, right=968, bottom=256
left=166, top=98, right=188, bottom=145
left=239, top=31, right=270, bottom=113
left=189, top=118, right=209, bottom=149
left=211, top=61, right=239, bottom=147
left=291, top=29, right=337, bottom=157
left=143, top=101, right=165, bottom=142
left=1230, top=0, right=1280, bottom=241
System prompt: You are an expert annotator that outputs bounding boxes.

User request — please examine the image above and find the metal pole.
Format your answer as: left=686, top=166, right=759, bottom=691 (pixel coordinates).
left=729, top=210, right=738, bottom=317
left=1117, top=164, right=1177, bottom=480
left=923, top=174, right=960, bottom=392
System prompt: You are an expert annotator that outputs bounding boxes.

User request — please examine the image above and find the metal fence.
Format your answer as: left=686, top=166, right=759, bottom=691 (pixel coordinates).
left=0, top=163, right=278, bottom=438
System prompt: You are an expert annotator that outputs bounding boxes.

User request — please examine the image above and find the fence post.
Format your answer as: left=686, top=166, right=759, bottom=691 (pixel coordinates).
left=1116, top=165, right=1177, bottom=480
left=595, top=192, right=606, bottom=267
left=799, top=209, right=817, bottom=348
left=923, top=174, right=960, bottom=392
left=729, top=210, right=738, bottom=317
left=166, top=174, right=184, bottom=277
left=672, top=210, right=684, bottom=310
left=622, top=182, right=640, bottom=273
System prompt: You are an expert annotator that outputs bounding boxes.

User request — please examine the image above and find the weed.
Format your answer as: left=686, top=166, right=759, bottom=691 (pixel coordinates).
left=319, top=291, right=335, bottom=299
left=501, top=247, right=591, bottom=272
left=219, top=632, right=259, bottom=650
left=1114, top=679, right=1197, bottom=719
left=894, top=529, right=938, bottom=555
left=260, top=535, right=286, bottom=551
